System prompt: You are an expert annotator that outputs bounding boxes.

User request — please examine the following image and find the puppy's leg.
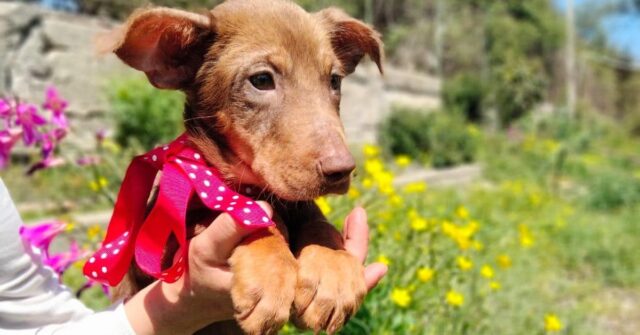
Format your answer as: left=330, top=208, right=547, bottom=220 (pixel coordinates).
left=289, top=203, right=367, bottom=334
left=229, top=219, right=298, bottom=335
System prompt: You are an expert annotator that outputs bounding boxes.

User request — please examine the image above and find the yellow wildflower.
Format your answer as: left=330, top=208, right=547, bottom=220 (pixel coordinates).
left=363, top=144, right=380, bottom=157
left=377, top=223, right=387, bottom=233
left=89, top=177, right=108, bottom=192
left=472, top=240, right=484, bottom=251
left=390, top=288, right=411, bottom=308
left=497, top=254, right=512, bottom=269
left=347, top=187, right=360, bottom=199
left=455, top=206, right=469, bottom=220
left=87, top=224, right=102, bottom=241
left=442, top=221, right=479, bottom=250
left=409, top=210, right=428, bottom=232
left=390, top=194, right=403, bottom=207
left=315, top=197, right=332, bottom=215
left=402, top=181, right=427, bottom=194
left=362, top=178, right=373, bottom=189
left=101, top=139, right=121, bottom=154
left=64, top=222, right=75, bottom=232
left=394, top=155, right=411, bottom=168
left=544, top=314, right=563, bottom=332
left=445, top=290, right=464, bottom=307
left=376, top=171, right=395, bottom=195
left=377, top=255, right=391, bottom=266
left=489, top=281, right=501, bottom=291
left=456, top=256, right=473, bottom=271
left=480, top=265, right=494, bottom=279
left=364, top=158, right=384, bottom=175
left=417, top=267, right=435, bottom=283
left=519, top=224, right=534, bottom=248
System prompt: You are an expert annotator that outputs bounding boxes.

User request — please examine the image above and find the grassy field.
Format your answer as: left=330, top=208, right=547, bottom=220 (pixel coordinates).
left=6, top=112, right=640, bottom=335
left=299, top=112, right=640, bottom=334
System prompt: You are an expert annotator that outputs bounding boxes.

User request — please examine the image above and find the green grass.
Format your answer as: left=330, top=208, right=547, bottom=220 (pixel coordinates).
left=10, top=112, right=639, bottom=334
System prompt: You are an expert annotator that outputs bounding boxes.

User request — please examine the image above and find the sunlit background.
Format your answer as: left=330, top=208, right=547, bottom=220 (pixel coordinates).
left=1, top=0, right=639, bottom=334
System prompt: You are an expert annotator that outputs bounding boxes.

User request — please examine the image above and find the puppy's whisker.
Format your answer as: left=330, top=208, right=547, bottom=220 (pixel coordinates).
left=183, top=115, right=217, bottom=123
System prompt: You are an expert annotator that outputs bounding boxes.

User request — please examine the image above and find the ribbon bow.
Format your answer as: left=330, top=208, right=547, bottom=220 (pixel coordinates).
left=83, top=134, right=274, bottom=286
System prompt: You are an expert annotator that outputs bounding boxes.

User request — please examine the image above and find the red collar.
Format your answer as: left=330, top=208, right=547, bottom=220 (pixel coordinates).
left=83, top=134, right=274, bottom=286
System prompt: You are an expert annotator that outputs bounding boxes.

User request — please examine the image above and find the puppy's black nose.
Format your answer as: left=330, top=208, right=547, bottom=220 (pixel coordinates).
left=319, top=154, right=356, bottom=184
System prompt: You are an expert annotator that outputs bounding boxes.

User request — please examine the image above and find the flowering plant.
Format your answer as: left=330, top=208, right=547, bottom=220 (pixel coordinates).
left=19, top=220, right=109, bottom=296
left=0, top=87, right=69, bottom=173
left=3, top=87, right=113, bottom=298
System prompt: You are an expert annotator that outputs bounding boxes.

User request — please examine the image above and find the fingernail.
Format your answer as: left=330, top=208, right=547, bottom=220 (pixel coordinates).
left=256, top=201, right=274, bottom=218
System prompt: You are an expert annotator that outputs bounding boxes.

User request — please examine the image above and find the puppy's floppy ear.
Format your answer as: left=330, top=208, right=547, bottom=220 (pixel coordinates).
left=99, top=7, right=215, bottom=89
left=317, top=8, right=384, bottom=75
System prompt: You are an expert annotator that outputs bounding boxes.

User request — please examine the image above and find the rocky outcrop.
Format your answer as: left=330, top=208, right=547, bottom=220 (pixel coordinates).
left=0, top=2, right=129, bottom=145
left=0, top=2, right=440, bottom=145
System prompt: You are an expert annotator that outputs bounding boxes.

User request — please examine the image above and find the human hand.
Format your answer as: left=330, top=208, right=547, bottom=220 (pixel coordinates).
left=343, top=207, right=388, bottom=291
left=124, top=204, right=386, bottom=335
left=124, top=202, right=274, bottom=335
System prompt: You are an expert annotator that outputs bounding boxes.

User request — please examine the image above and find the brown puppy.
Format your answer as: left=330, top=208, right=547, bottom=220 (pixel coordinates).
left=102, top=0, right=383, bottom=334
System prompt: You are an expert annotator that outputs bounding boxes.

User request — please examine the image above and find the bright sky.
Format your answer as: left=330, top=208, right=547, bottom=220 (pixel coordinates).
left=555, top=0, right=640, bottom=64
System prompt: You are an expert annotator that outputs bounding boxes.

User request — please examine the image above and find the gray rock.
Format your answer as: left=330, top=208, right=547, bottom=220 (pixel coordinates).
left=1, top=1, right=441, bottom=146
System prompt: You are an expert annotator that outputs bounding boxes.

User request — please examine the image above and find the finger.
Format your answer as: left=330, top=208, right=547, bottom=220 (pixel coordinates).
left=343, top=207, right=369, bottom=263
left=364, top=262, right=387, bottom=291
left=192, top=201, right=273, bottom=264
left=200, top=266, right=234, bottom=291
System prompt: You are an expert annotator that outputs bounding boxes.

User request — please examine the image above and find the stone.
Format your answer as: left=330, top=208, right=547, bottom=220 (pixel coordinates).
left=0, top=1, right=441, bottom=146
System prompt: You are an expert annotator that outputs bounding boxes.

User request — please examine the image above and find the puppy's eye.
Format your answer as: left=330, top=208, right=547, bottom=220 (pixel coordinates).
left=249, top=72, right=275, bottom=90
left=330, top=74, right=342, bottom=91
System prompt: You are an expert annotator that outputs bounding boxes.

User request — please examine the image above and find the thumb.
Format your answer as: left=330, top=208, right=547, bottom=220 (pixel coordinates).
left=191, top=201, right=273, bottom=265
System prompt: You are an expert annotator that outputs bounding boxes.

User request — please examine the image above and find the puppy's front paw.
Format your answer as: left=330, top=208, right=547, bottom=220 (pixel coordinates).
left=229, top=236, right=298, bottom=335
left=293, top=245, right=366, bottom=334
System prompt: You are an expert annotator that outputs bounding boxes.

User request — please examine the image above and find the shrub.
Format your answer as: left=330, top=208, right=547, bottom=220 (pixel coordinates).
left=427, top=111, right=479, bottom=167
left=584, top=168, right=640, bottom=210
left=109, top=77, right=185, bottom=151
left=491, top=56, right=546, bottom=126
left=443, top=73, right=485, bottom=123
left=378, top=107, right=432, bottom=160
left=379, top=106, right=479, bottom=168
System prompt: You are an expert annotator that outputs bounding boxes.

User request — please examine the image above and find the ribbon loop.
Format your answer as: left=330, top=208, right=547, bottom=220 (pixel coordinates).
left=83, top=134, right=275, bottom=286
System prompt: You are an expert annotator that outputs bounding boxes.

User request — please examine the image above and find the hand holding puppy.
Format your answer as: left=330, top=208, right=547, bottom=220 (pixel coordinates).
left=124, top=204, right=386, bottom=335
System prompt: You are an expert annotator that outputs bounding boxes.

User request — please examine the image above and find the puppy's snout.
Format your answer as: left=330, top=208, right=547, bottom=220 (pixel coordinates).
left=319, top=152, right=356, bottom=184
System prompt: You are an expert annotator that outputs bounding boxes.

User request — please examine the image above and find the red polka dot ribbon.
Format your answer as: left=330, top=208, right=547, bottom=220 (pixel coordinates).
left=83, top=134, right=274, bottom=286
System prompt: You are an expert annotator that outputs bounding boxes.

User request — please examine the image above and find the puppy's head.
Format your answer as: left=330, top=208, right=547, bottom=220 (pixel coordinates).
left=106, top=0, right=383, bottom=201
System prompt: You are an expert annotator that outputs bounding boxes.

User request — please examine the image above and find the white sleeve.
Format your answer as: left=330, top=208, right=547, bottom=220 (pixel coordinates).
left=0, top=179, right=136, bottom=335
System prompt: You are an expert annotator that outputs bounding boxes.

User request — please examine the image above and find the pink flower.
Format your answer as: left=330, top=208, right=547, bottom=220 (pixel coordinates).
left=0, top=128, right=21, bottom=168
left=77, top=156, right=101, bottom=166
left=15, top=103, right=46, bottom=145
left=26, top=156, right=65, bottom=175
left=95, top=129, right=108, bottom=144
left=19, top=220, right=67, bottom=257
left=47, top=241, right=89, bottom=274
left=26, top=132, right=65, bottom=175
left=42, top=87, right=69, bottom=129
left=19, top=221, right=88, bottom=278
left=0, top=99, right=12, bottom=128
